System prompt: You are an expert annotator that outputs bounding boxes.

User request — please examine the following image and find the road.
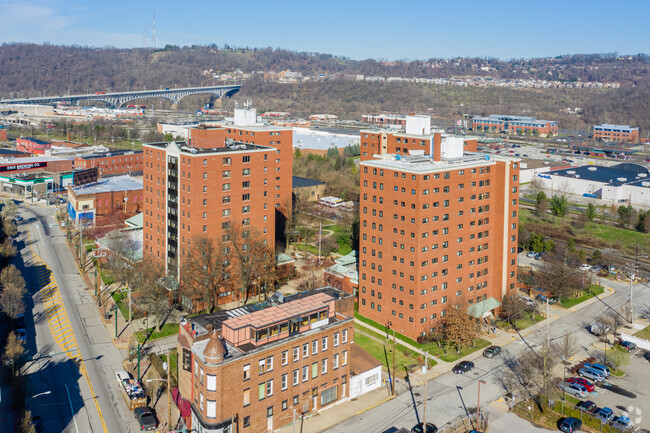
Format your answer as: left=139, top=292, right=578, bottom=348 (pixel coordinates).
left=17, top=202, right=140, bottom=433
left=325, top=255, right=650, bottom=433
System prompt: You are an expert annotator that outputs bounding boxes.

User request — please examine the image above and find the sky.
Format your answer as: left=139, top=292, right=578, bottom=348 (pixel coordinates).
left=1, top=0, right=649, bottom=61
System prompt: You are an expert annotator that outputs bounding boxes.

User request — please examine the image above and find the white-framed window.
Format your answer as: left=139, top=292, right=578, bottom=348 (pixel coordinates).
left=293, top=369, right=299, bottom=386
left=206, top=400, right=216, bottom=418
left=303, top=343, right=308, bottom=358
left=293, top=347, right=299, bottom=361
left=302, top=366, right=308, bottom=382
left=342, top=329, right=348, bottom=344
left=321, top=358, right=328, bottom=374
left=266, top=379, right=273, bottom=397
left=322, top=337, right=328, bottom=351
left=281, top=373, right=288, bottom=390
left=267, top=356, right=273, bottom=372
left=342, top=350, right=348, bottom=366
left=281, top=351, right=288, bottom=366
left=259, top=359, right=266, bottom=375
left=333, top=332, right=339, bottom=347
left=243, top=364, right=250, bottom=380
left=312, top=340, right=317, bottom=355
left=333, top=354, right=339, bottom=370
left=207, top=374, right=216, bottom=391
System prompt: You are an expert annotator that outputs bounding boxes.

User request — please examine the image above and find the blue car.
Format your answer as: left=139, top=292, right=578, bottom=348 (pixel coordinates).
left=16, top=328, right=27, bottom=343
left=596, top=407, right=614, bottom=423
left=584, top=363, right=610, bottom=377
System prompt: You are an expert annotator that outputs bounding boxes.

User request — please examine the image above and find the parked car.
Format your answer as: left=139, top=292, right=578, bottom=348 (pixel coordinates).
left=589, top=322, right=610, bottom=336
left=590, top=265, right=602, bottom=273
left=115, top=370, right=132, bottom=384
left=452, top=361, right=475, bottom=374
left=411, top=422, right=438, bottom=433
left=536, top=294, right=556, bottom=304
left=558, top=382, right=588, bottom=398
left=15, top=215, right=23, bottom=222
left=644, top=352, right=650, bottom=362
left=483, top=346, right=502, bottom=358
left=579, top=264, right=591, bottom=271
left=15, top=328, right=27, bottom=343
left=612, top=416, right=633, bottom=429
left=619, top=341, right=637, bottom=352
left=134, top=406, right=157, bottom=431
left=519, top=296, right=535, bottom=307
left=576, top=400, right=598, bottom=413
left=534, top=252, right=543, bottom=260
left=14, top=314, right=26, bottom=329
left=566, top=377, right=595, bottom=392
left=583, top=363, right=610, bottom=377
left=578, top=368, right=604, bottom=382
left=526, top=251, right=537, bottom=258
left=559, top=417, right=582, bottom=433
left=596, top=407, right=614, bottom=423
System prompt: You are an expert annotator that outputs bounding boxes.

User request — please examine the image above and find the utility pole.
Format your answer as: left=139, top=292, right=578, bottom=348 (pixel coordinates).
left=392, top=329, right=396, bottom=395
left=128, top=282, right=132, bottom=333
left=629, top=241, right=638, bottom=324
left=423, top=352, right=428, bottom=429
left=79, top=220, right=84, bottom=271
left=167, top=348, right=171, bottom=430
left=477, top=379, right=486, bottom=431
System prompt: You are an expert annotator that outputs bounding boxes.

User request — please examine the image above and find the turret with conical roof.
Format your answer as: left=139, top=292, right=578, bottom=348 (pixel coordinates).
left=203, top=331, right=226, bottom=364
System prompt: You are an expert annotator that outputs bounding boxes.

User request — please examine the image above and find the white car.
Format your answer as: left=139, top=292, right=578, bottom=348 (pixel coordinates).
left=115, top=370, right=131, bottom=384
left=578, top=368, right=605, bottom=382
left=579, top=264, right=591, bottom=271
left=526, top=251, right=537, bottom=258
left=558, top=382, right=588, bottom=398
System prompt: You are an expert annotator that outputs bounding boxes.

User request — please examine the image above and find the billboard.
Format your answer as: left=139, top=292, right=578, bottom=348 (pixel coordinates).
left=0, top=161, right=47, bottom=172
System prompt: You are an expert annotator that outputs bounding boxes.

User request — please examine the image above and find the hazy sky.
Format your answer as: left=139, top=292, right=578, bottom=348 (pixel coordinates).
left=1, top=0, right=648, bottom=60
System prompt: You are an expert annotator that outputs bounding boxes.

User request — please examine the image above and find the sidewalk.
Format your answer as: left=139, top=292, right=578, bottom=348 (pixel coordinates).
left=275, top=385, right=395, bottom=433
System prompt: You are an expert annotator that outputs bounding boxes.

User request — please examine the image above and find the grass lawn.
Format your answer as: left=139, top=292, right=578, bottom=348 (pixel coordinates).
left=495, top=313, right=545, bottom=331
left=111, top=290, right=133, bottom=320
left=136, top=323, right=180, bottom=343
left=355, top=325, right=436, bottom=367
left=559, top=285, right=604, bottom=309
left=634, top=324, right=650, bottom=340
left=292, top=243, right=319, bottom=255
left=354, top=333, right=434, bottom=377
left=355, top=311, right=489, bottom=362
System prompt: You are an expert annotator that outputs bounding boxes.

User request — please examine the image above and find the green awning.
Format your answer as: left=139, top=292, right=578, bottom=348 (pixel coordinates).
left=466, top=297, right=501, bottom=318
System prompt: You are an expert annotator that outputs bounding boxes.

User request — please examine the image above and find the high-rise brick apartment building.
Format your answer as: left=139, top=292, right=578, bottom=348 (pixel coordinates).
left=175, top=287, right=354, bottom=433
left=189, top=107, right=293, bottom=215
left=358, top=116, right=519, bottom=339
left=360, top=115, right=478, bottom=162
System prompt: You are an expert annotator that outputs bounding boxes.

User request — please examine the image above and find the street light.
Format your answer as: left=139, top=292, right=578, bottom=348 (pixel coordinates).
left=26, top=390, right=52, bottom=402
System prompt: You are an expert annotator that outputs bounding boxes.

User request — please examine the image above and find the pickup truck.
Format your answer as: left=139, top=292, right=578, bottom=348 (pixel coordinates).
left=115, top=370, right=147, bottom=410
left=134, top=406, right=157, bottom=431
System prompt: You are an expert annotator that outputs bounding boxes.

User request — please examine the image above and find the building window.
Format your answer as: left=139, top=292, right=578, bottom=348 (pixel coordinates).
left=266, top=379, right=273, bottom=397
left=302, top=366, right=308, bottom=382
left=321, top=358, right=328, bottom=374
left=259, top=383, right=265, bottom=400
left=342, top=350, right=348, bottom=366
left=281, top=351, right=288, bottom=366
left=293, top=369, right=299, bottom=385
left=312, top=362, right=318, bottom=379
left=282, top=400, right=288, bottom=411
left=322, top=336, right=328, bottom=351
left=321, top=386, right=338, bottom=406
left=267, top=406, right=273, bottom=418
left=342, top=329, right=348, bottom=344
left=243, top=416, right=250, bottom=427
left=281, top=373, right=288, bottom=390
left=303, top=343, right=308, bottom=358
left=333, top=354, right=339, bottom=369
left=207, top=374, right=216, bottom=391
left=259, top=359, right=266, bottom=375
left=312, top=340, right=318, bottom=355
left=206, top=400, right=216, bottom=418
left=333, top=332, right=339, bottom=347
left=293, top=347, right=299, bottom=361
left=243, top=389, right=250, bottom=407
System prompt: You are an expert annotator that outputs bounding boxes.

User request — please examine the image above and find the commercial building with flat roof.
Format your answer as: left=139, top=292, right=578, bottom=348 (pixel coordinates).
left=472, top=115, right=558, bottom=137
left=67, top=175, right=143, bottom=226
left=593, top=124, right=639, bottom=142
left=16, top=137, right=52, bottom=154
left=175, top=287, right=355, bottom=433
left=358, top=138, right=519, bottom=339
left=0, top=156, right=72, bottom=174
left=73, top=150, right=143, bottom=176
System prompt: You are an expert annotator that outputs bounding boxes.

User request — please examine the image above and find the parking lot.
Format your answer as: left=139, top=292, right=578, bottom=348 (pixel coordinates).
left=569, top=350, right=649, bottom=429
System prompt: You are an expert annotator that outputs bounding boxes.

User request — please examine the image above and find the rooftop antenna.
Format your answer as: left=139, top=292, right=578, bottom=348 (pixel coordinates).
left=152, top=12, right=157, bottom=49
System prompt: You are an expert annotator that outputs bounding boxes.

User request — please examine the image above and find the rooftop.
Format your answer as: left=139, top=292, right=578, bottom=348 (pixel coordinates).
left=144, top=140, right=274, bottom=155
left=224, top=292, right=333, bottom=331
left=125, top=212, right=143, bottom=229
left=594, top=123, right=638, bottom=130
left=361, top=152, right=513, bottom=173
left=293, top=127, right=359, bottom=150
left=18, top=137, right=50, bottom=145
left=79, top=149, right=142, bottom=160
left=0, top=156, right=71, bottom=165
left=72, top=175, right=142, bottom=195
left=350, top=344, right=381, bottom=376
left=292, top=176, right=325, bottom=188
left=546, top=163, right=650, bottom=186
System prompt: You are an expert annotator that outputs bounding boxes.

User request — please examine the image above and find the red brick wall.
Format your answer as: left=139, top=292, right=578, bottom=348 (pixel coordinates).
left=189, top=319, right=353, bottom=432
left=0, top=129, right=6, bottom=141
left=74, top=152, right=143, bottom=176
left=93, top=188, right=143, bottom=226
left=357, top=159, right=519, bottom=339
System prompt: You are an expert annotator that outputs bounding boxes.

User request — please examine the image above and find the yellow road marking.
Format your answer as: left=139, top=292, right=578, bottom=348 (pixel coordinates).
left=25, top=228, right=109, bottom=433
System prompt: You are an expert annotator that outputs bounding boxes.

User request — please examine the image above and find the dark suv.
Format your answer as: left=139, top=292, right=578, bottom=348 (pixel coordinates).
left=560, top=417, right=582, bottom=433
left=483, top=346, right=502, bottom=358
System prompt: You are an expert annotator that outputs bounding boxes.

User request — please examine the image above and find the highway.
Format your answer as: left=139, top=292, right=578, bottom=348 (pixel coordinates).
left=325, top=258, right=650, bottom=433
left=17, top=202, right=140, bottom=433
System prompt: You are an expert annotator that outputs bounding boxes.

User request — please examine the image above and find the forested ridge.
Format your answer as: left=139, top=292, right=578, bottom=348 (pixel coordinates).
left=1, top=44, right=650, bottom=132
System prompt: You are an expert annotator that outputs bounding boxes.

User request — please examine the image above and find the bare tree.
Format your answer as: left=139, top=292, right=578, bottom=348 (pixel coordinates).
left=230, top=226, right=274, bottom=305
left=0, top=265, right=26, bottom=319
left=135, top=258, right=169, bottom=332
left=0, top=200, right=18, bottom=221
left=104, top=229, right=140, bottom=287
left=181, top=234, right=230, bottom=312
left=535, top=250, right=587, bottom=302
left=3, top=331, right=24, bottom=377
left=441, top=302, right=478, bottom=353
left=0, top=238, right=18, bottom=260
left=552, top=334, right=578, bottom=363
left=18, top=409, right=36, bottom=433
left=2, top=220, right=18, bottom=238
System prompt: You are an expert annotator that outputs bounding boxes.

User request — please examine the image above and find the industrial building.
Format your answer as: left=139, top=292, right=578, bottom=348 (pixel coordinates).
left=593, top=124, right=639, bottom=142
left=73, top=150, right=143, bottom=176
left=358, top=117, right=520, bottom=339
left=534, top=163, right=650, bottom=206
left=472, top=115, right=558, bottom=137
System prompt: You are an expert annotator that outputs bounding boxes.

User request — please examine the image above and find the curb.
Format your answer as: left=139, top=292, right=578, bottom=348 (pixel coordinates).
left=354, top=394, right=396, bottom=416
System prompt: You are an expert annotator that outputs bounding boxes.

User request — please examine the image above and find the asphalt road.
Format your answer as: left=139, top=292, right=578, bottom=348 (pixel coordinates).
left=17, top=202, right=140, bottom=433
left=326, top=254, right=650, bottom=433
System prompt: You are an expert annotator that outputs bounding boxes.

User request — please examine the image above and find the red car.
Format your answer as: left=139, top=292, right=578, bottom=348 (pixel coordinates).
left=567, top=377, right=595, bottom=392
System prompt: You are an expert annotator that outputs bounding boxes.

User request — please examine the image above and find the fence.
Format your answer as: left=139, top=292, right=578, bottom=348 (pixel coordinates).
left=437, top=410, right=489, bottom=433
left=620, top=333, right=650, bottom=350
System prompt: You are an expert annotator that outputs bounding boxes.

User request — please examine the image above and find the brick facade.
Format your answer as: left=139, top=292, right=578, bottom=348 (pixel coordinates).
left=593, top=124, right=639, bottom=142
left=74, top=150, right=143, bottom=176
left=358, top=152, right=519, bottom=339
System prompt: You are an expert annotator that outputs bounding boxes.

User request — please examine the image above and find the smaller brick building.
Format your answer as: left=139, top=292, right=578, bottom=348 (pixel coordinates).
left=593, top=124, right=639, bottom=142
left=292, top=176, right=326, bottom=202
left=0, top=126, right=7, bottom=142
left=472, top=115, right=558, bottom=137
left=176, top=287, right=355, bottom=433
left=67, top=175, right=143, bottom=227
left=74, top=150, right=143, bottom=176
left=16, top=137, right=52, bottom=155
